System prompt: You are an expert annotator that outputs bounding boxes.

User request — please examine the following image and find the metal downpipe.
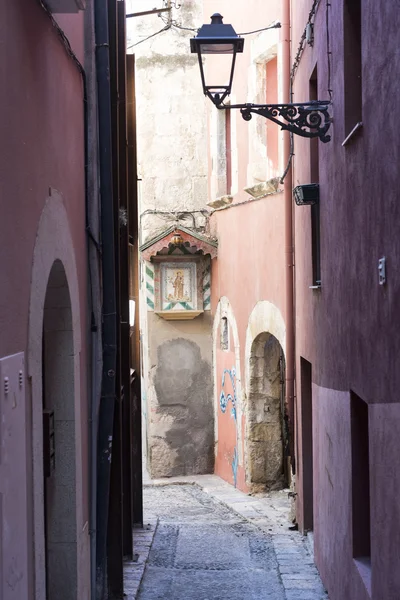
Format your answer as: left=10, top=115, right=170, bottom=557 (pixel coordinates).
left=94, top=0, right=118, bottom=596
left=282, top=0, right=295, bottom=472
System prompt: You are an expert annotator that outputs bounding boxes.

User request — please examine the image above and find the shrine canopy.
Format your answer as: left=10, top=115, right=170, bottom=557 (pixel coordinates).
left=140, top=225, right=218, bottom=261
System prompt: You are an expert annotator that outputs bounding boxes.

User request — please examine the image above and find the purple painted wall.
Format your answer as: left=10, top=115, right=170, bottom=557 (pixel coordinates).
left=1, top=1, right=86, bottom=358
left=293, top=1, right=400, bottom=598
left=0, top=1, right=89, bottom=597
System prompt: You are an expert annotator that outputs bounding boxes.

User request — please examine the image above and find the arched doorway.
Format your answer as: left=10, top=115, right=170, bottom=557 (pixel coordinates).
left=42, top=260, right=77, bottom=599
left=246, top=332, right=287, bottom=492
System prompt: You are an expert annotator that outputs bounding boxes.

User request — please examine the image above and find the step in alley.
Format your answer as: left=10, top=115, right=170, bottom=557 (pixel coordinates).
left=124, top=476, right=329, bottom=600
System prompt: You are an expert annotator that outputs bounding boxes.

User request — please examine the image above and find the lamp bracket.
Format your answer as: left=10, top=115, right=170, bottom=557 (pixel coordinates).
left=216, top=100, right=332, bottom=143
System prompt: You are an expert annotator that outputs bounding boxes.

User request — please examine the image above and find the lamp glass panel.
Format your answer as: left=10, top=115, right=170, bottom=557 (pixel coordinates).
left=204, top=52, right=235, bottom=91
left=200, top=42, right=235, bottom=54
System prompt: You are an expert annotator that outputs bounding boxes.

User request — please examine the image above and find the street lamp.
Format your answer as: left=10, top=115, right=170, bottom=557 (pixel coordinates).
left=190, top=14, right=332, bottom=143
left=190, top=13, right=244, bottom=106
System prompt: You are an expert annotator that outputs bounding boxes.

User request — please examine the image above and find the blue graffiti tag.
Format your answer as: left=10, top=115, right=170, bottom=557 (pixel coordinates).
left=219, top=367, right=239, bottom=487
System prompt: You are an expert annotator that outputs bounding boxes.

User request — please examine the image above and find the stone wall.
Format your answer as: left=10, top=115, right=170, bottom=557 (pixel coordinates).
left=147, top=313, right=214, bottom=478
left=126, top=0, right=208, bottom=243
left=127, top=1, right=213, bottom=478
left=247, top=333, right=284, bottom=492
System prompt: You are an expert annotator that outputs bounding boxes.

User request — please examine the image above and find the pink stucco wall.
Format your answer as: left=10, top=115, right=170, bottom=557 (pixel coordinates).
left=215, top=319, right=247, bottom=491
left=215, top=338, right=240, bottom=486
left=1, top=2, right=89, bottom=597
left=211, top=202, right=286, bottom=494
left=207, top=0, right=287, bottom=493
left=211, top=193, right=286, bottom=370
left=203, top=0, right=282, bottom=203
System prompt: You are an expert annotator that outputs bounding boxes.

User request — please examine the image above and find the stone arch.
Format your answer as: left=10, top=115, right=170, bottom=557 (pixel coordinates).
left=27, top=190, right=85, bottom=600
left=244, top=301, right=286, bottom=490
left=247, top=332, right=286, bottom=490
left=42, top=260, right=77, bottom=599
left=212, top=297, right=243, bottom=465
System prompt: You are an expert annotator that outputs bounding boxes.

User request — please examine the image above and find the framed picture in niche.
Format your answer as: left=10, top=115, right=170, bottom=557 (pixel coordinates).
left=161, top=262, right=197, bottom=310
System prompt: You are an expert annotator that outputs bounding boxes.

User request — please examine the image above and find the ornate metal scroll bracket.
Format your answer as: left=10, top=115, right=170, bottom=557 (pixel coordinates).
left=218, top=100, right=332, bottom=143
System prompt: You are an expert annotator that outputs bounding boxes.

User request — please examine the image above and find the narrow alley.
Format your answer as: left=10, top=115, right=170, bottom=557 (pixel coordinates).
left=2, top=1, right=400, bottom=600
left=124, top=477, right=328, bottom=600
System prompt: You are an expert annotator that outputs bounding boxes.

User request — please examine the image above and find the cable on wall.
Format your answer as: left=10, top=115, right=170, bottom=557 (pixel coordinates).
left=127, top=24, right=171, bottom=49
left=37, top=0, right=84, bottom=74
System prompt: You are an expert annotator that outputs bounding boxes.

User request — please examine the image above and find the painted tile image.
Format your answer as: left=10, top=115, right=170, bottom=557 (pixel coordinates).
left=161, top=263, right=196, bottom=310
left=166, top=268, right=191, bottom=302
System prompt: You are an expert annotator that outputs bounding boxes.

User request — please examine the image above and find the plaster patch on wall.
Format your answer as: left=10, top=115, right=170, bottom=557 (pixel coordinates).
left=151, top=338, right=214, bottom=478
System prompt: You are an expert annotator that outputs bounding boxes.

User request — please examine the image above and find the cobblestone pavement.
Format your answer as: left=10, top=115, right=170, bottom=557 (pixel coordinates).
left=126, top=475, right=329, bottom=600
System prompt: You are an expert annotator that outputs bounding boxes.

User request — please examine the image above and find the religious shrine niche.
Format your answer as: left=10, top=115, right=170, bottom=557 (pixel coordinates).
left=140, top=226, right=218, bottom=320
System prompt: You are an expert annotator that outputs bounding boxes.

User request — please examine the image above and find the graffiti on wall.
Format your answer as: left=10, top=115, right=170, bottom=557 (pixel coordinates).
left=219, top=367, right=239, bottom=487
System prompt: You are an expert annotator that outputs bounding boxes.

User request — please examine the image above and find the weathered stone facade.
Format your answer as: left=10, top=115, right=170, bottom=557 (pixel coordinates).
left=127, top=0, right=213, bottom=478
left=247, top=333, right=285, bottom=492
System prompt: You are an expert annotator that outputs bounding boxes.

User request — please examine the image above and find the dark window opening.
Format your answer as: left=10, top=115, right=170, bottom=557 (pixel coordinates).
left=310, top=67, right=321, bottom=286
left=344, top=0, right=362, bottom=136
left=300, top=358, right=313, bottom=531
left=311, top=206, right=321, bottom=286
left=221, top=317, right=229, bottom=351
left=351, top=391, right=371, bottom=565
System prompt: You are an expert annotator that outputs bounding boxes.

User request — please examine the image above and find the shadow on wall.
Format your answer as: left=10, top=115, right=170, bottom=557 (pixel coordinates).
left=153, top=338, right=214, bottom=477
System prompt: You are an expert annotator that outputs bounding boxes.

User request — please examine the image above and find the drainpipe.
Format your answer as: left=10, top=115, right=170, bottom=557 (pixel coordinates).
left=282, top=0, right=295, bottom=472
left=94, top=0, right=118, bottom=597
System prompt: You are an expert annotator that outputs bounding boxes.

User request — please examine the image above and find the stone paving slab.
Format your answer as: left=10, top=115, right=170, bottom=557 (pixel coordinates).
left=123, top=521, right=157, bottom=600
left=130, top=476, right=329, bottom=600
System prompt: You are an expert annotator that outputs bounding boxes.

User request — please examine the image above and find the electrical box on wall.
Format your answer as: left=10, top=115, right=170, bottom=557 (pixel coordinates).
left=293, top=183, right=320, bottom=206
